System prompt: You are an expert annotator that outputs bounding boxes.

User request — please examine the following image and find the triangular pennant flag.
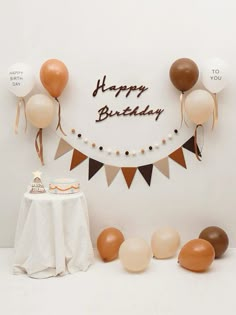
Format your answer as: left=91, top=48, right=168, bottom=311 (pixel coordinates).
left=154, top=157, right=170, bottom=178
left=89, top=158, right=104, bottom=180
left=70, top=149, right=88, bottom=170
left=169, top=147, right=187, bottom=169
left=121, top=167, right=137, bottom=188
left=138, top=164, right=153, bottom=186
left=183, top=136, right=202, bottom=157
left=104, top=165, right=120, bottom=186
left=55, top=138, right=73, bottom=160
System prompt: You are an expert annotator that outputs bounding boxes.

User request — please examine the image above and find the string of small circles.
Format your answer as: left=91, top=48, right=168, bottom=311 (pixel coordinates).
left=71, top=128, right=179, bottom=156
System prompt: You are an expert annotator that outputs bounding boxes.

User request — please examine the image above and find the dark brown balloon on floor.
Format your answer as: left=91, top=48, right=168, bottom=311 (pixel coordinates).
left=178, top=239, right=215, bottom=272
left=199, top=226, right=229, bottom=258
left=97, top=227, right=125, bottom=262
left=169, top=58, right=199, bottom=92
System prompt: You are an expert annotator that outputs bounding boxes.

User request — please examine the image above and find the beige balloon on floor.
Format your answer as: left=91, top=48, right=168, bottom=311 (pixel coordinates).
left=26, top=94, right=55, bottom=128
left=119, top=238, right=152, bottom=272
left=151, top=227, right=180, bottom=259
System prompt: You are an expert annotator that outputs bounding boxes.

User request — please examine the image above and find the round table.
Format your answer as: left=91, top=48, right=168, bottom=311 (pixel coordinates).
left=13, top=192, right=94, bottom=278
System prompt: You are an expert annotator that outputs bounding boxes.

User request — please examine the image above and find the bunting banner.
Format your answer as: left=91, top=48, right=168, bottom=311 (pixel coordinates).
left=54, top=136, right=201, bottom=188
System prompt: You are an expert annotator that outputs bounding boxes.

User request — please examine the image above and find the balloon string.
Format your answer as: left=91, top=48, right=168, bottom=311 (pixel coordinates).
left=55, top=98, right=67, bottom=136
left=194, top=124, right=203, bottom=161
left=35, top=128, right=44, bottom=165
left=14, top=97, right=27, bottom=134
left=212, top=93, right=218, bottom=130
left=179, top=92, right=188, bottom=129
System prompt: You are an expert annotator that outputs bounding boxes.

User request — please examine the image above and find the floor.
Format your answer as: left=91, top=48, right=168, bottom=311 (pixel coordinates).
left=1, top=248, right=236, bottom=315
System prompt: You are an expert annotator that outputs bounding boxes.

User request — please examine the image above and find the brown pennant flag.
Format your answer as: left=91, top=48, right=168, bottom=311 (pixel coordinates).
left=55, top=138, right=73, bottom=160
left=138, top=164, right=153, bottom=186
left=154, top=157, right=170, bottom=178
left=89, top=158, right=104, bottom=180
left=183, top=136, right=202, bottom=157
left=121, top=167, right=137, bottom=188
left=169, top=147, right=187, bottom=169
left=70, top=149, right=88, bottom=170
left=104, top=165, right=120, bottom=186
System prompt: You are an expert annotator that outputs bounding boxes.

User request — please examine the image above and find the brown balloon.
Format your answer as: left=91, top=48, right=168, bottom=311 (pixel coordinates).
left=40, top=59, right=69, bottom=98
left=97, top=227, right=125, bottom=262
left=169, top=58, right=199, bottom=92
left=178, top=239, right=215, bottom=272
left=199, top=226, right=229, bottom=258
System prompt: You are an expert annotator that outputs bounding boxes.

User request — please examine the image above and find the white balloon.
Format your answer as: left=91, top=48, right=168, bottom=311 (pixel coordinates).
left=201, top=58, right=228, bottom=93
left=7, top=63, right=35, bottom=97
left=185, top=89, right=214, bottom=125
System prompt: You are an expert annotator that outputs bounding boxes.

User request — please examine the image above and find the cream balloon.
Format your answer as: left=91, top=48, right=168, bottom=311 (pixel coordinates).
left=7, top=63, right=35, bottom=97
left=201, top=58, right=228, bottom=94
left=119, top=238, right=152, bottom=272
left=151, top=227, right=180, bottom=259
left=26, top=94, right=55, bottom=128
left=185, top=89, right=214, bottom=125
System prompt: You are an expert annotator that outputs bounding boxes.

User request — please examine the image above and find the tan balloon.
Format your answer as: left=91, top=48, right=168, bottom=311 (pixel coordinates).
left=119, top=238, right=152, bottom=272
left=40, top=59, right=69, bottom=98
left=178, top=239, right=215, bottom=272
left=151, top=227, right=180, bottom=259
left=184, top=89, right=214, bottom=125
left=26, top=94, right=55, bottom=128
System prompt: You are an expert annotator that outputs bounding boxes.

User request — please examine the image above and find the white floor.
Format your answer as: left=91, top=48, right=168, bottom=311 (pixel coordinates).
left=1, top=248, right=236, bottom=315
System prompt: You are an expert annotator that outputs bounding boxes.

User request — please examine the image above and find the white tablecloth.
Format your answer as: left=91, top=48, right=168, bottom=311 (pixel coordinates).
left=13, top=192, right=94, bottom=278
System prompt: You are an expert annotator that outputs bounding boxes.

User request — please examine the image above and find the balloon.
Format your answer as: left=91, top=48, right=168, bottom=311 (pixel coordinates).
left=178, top=239, right=215, bottom=272
left=7, top=63, right=35, bottom=97
left=201, top=58, right=228, bottom=94
left=169, top=58, right=199, bottom=92
left=119, top=238, right=152, bottom=272
left=97, top=227, right=124, bottom=262
left=184, top=89, right=214, bottom=125
left=199, top=226, right=229, bottom=258
left=151, top=227, right=180, bottom=259
left=26, top=94, right=55, bottom=128
left=40, top=59, right=69, bottom=98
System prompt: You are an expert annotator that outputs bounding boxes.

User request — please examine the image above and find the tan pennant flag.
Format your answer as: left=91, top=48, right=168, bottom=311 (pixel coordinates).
left=169, top=147, right=187, bottom=169
left=55, top=138, right=73, bottom=160
left=105, top=165, right=120, bottom=186
left=121, top=167, right=137, bottom=188
left=70, top=149, right=88, bottom=171
left=154, top=157, right=170, bottom=178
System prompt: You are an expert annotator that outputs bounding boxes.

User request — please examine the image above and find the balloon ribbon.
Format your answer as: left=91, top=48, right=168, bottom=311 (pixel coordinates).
left=194, top=124, right=203, bottom=161
left=35, top=128, right=44, bottom=165
left=55, top=98, right=67, bottom=136
left=15, top=97, right=27, bottom=134
left=179, top=92, right=188, bottom=128
left=212, top=93, right=218, bottom=130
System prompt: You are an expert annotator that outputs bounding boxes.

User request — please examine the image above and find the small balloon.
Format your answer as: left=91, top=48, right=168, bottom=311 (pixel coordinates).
left=169, top=58, right=199, bottom=92
left=26, top=94, right=55, bottom=129
left=199, top=226, right=229, bottom=258
left=7, top=63, right=35, bottom=97
left=201, top=58, right=228, bottom=94
left=184, top=89, right=214, bottom=125
left=40, top=59, right=69, bottom=98
left=178, top=239, right=215, bottom=272
left=97, top=227, right=124, bottom=262
left=151, top=227, right=180, bottom=259
left=119, top=238, right=152, bottom=272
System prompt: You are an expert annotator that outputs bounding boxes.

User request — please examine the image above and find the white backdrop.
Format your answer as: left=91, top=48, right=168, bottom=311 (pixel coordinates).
left=0, top=0, right=235, bottom=247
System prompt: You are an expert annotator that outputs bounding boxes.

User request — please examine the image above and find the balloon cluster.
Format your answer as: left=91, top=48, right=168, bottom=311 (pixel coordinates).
left=7, top=60, right=69, bottom=165
left=97, top=226, right=229, bottom=273
left=169, top=57, right=228, bottom=160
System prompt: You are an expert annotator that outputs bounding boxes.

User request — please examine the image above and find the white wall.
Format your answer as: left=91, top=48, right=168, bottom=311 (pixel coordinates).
left=0, top=0, right=236, bottom=247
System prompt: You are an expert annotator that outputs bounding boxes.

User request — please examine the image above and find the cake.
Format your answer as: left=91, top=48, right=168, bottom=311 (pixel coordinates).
left=49, top=178, right=80, bottom=194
